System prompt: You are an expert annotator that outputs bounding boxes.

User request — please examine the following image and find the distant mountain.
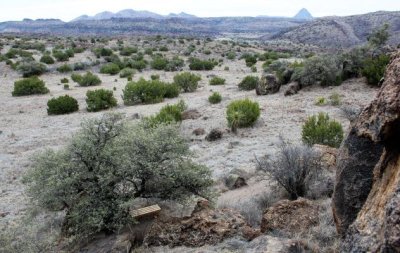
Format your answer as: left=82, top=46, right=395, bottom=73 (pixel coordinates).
left=72, top=9, right=196, bottom=22
left=294, top=8, right=313, bottom=20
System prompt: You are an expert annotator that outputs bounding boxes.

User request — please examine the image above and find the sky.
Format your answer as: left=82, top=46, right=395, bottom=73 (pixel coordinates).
left=0, top=0, right=399, bottom=22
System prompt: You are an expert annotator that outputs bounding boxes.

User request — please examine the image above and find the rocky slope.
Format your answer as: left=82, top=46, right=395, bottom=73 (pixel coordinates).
left=271, top=11, right=400, bottom=48
left=333, top=50, right=400, bottom=251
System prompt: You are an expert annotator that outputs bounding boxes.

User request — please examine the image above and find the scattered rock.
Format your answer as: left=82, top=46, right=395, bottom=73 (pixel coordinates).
left=284, top=82, right=300, bottom=96
left=260, top=198, right=319, bottom=234
left=0, top=212, right=10, bottom=218
left=225, top=174, right=247, bottom=190
left=333, top=51, right=400, bottom=252
left=192, top=128, right=206, bottom=136
left=205, top=128, right=223, bottom=141
left=182, top=109, right=201, bottom=120
left=313, top=144, right=338, bottom=171
left=256, top=74, right=280, bottom=95
left=131, top=113, right=140, bottom=119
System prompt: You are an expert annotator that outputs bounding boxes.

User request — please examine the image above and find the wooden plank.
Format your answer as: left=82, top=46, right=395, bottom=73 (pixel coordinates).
left=130, top=204, right=161, bottom=219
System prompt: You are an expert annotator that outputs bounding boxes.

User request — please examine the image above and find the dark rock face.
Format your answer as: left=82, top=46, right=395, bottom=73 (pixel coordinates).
left=333, top=51, right=400, bottom=252
left=256, top=74, right=280, bottom=95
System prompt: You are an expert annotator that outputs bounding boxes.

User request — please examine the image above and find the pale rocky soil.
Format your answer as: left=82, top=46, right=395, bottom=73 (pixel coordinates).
left=0, top=41, right=377, bottom=234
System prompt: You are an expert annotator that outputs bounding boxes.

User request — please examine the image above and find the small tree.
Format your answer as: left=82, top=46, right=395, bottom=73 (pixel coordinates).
left=302, top=113, right=344, bottom=148
left=368, top=23, right=390, bottom=48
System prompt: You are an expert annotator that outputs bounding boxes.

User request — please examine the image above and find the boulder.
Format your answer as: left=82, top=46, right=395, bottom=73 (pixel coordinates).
left=182, top=109, right=201, bottom=120
left=192, top=128, right=206, bottom=136
left=144, top=200, right=259, bottom=247
left=313, top=144, right=338, bottom=171
left=284, top=82, right=300, bottom=96
left=256, top=74, right=280, bottom=95
left=260, top=198, right=319, bottom=234
left=205, top=128, right=223, bottom=141
left=333, top=51, right=400, bottom=252
left=225, top=174, right=247, bottom=190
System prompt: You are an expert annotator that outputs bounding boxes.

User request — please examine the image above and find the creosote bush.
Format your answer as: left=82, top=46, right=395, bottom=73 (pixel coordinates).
left=238, top=76, right=259, bottom=90
left=47, top=95, right=79, bottom=115
left=302, top=113, right=344, bottom=148
left=86, top=89, right=117, bottom=112
left=173, top=72, right=201, bottom=92
left=71, top=72, right=101, bottom=87
left=209, top=76, right=226, bottom=85
left=208, top=92, right=222, bottom=104
left=23, top=114, right=213, bottom=241
left=12, top=76, right=49, bottom=96
left=226, top=99, right=260, bottom=132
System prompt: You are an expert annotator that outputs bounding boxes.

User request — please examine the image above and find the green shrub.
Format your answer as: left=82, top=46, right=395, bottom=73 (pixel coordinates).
left=23, top=114, right=212, bottom=241
left=329, top=92, right=341, bottom=106
left=302, top=113, right=344, bottom=148
left=86, top=89, right=117, bottom=112
left=226, top=51, right=236, bottom=60
left=123, top=78, right=167, bottom=105
left=164, top=56, right=184, bottom=71
left=71, top=72, right=101, bottom=87
left=57, top=64, right=73, bottom=73
left=189, top=58, right=215, bottom=70
left=173, top=72, right=201, bottom=92
left=146, top=100, right=187, bottom=126
left=119, top=47, right=138, bottom=56
left=47, top=95, right=79, bottom=115
left=124, top=59, right=147, bottom=71
left=226, top=99, right=260, bottom=132
left=52, top=50, right=69, bottom=62
left=244, top=55, right=257, bottom=67
left=12, top=77, right=49, bottom=96
left=119, top=68, right=135, bottom=78
left=17, top=61, right=47, bottom=77
left=361, top=54, right=390, bottom=86
left=61, top=78, right=69, bottom=83
left=64, top=84, right=69, bottom=90
left=159, top=46, right=168, bottom=52
left=151, top=56, right=168, bottom=70
left=100, top=63, right=120, bottom=75
left=209, top=76, right=226, bottom=85
left=40, top=55, right=55, bottom=64
left=238, top=76, right=259, bottom=90
left=164, top=84, right=180, bottom=98
left=208, top=92, right=222, bottom=104
left=315, top=97, right=327, bottom=106
left=151, top=74, right=160, bottom=80
left=73, top=62, right=88, bottom=71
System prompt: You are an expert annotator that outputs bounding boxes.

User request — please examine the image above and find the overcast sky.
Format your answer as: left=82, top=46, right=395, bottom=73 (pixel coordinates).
left=1, top=0, right=399, bottom=22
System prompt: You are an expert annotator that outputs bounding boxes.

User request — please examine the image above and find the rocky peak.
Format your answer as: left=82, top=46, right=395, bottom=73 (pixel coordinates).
left=294, top=8, right=313, bottom=20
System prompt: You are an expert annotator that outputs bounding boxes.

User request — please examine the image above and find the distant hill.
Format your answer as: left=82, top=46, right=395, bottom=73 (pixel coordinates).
left=294, top=8, right=313, bottom=20
left=269, top=11, right=400, bottom=48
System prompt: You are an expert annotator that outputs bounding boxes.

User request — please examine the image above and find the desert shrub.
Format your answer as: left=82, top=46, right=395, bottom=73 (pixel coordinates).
left=64, top=84, right=69, bottom=90
left=238, top=75, right=259, bottom=90
left=315, top=97, right=327, bottom=106
left=40, top=55, right=55, bottom=64
left=340, top=47, right=368, bottom=80
left=93, top=47, right=113, bottom=58
left=164, top=83, right=180, bottom=98
left=145, top=100, right=187, bottom=126
left=208, top=92, right=222, bottom=104
left=159, top=46, right=168, bottom=52
left=17, top=61, right=47, bottom=77
left=368, top=23, right=390, bottom=48
left=265, top=60, right=299, bottom=85
left=257, top=139, right=320, bottom=200
left=47, top=95, right=79, bottom=115
left=209, top=76, right=226, bottom=85
left=119, top=46, right=138, bottom=56
left=243, top=54, right=257, bottom=67
left=151, top=74, right=160, bottom=80
left=173, top=72, right=201, bottom=92
left=52, top=50, right=69, bottom=62
left=123, top=78, right=167, bottom=105
left=164, top=56, right=184, bottom=71
left=329, top=92, right=341, bottom=106
left=226, top=99, right=260, bottom=132
left=119, top=68, right=135, bottom=78
left=151, top=56, right=168, bottom=70
left=12, top=77, right=49, bottom=96
left=86, top=89, right=117, bottom=112
left=73, top=62, right=89, bottom=71
left=65, top=49, right=75, bottom=58
left=100, top=63, right=120, bottom=75
left=23, top=113, right=213, bottom=241
left=124, top=59, right=147, bottom=71
left=57, top=64, right=73, bottom=73
left=226, top=51, right=236, bottom=60
left=302, top=113, right=344, bottom=148
left=71, top=72, right=101, bottom=87
left=295, top=55, right=342, bottom=86
left=361, top=54, right=390, bottom=86
left=189, top=58, right=215, bottom=70
left=61, top=78, right=69, bottom=83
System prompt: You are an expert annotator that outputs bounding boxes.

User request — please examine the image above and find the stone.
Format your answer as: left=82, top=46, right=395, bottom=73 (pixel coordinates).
left=256, top=73, right=280, bottom=95
left=225, top=174, right=247, bottom=190
left=313, top=144, right=338, bottom=171
left=192, top=128, right=206, bottom=136
left=333, top=51, right=400, bottom=252
left=260, top=198, right=319, bottom=234
left=182, top=109, right=201, bottom=120
left=284, top=82, right=300, bottom=96
left=205, top=128, right=223, bottom=141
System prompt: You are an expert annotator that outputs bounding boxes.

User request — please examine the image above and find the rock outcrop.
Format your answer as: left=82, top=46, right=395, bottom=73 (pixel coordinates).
left=284, top=82, right=301, bottom=96
left=144, top=200, right=259, bottom=247
left=261, top=198, right=319, bottom=235
left=256, top=74, right=280, bottom=95
left=333, top=51, right=400, bottom=252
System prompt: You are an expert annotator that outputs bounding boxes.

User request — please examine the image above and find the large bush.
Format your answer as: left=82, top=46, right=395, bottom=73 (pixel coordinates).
left=189, top=58, right=215, bottom=70
left=23, top=114, right=213, bottom=240
left=302, top=113, right=344, bottom=148
left=47, top=95, right=79, bottom=115
left=226, top=99, right=260, bottom=132
left=17, top=61, right=47, bottom=77
left=100, top=63, right=120, bottom=75
left=173, top=72, right=201, bottom=92
left=238, top=76, right=259, bottom=90
left=151, top=56, right=169, bottom=70
left=361, top=54, right=390, bottom=86
left=122, top=78, right=170, bottom=105
left=86, top=89, right=117, bottom=112
left=71, top=72, right=102, bottom=87
left=12, top=77, right=49, bottom=96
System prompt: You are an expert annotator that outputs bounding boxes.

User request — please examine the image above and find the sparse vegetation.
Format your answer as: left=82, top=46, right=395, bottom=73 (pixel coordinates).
left=302, top=113, right=344, bottom=148
left=71, top=72, right=102, bottom=86
left=226, top=99, right=260, bottom=132
left=238, top=76, right=259, bottom=90
left=47, top=95, right=79, bottom=115
left=123, top=78, right=172, bottom=105
left=12, top=76, right=49, bottom=96
left=173, top=72, right=201, bottom=92
left=17, top=61, right=47, bottom=77
left=208, top=92, right=222, bottom=104
left=100, top=63, right=120, bottom=75
left=209, top=76, right=226, bottom=85
left=86, top=89, right=117, bottom=112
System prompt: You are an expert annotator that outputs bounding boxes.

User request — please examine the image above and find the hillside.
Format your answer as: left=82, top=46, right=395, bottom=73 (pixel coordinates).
left=270, top=11, right=400, bottom=48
